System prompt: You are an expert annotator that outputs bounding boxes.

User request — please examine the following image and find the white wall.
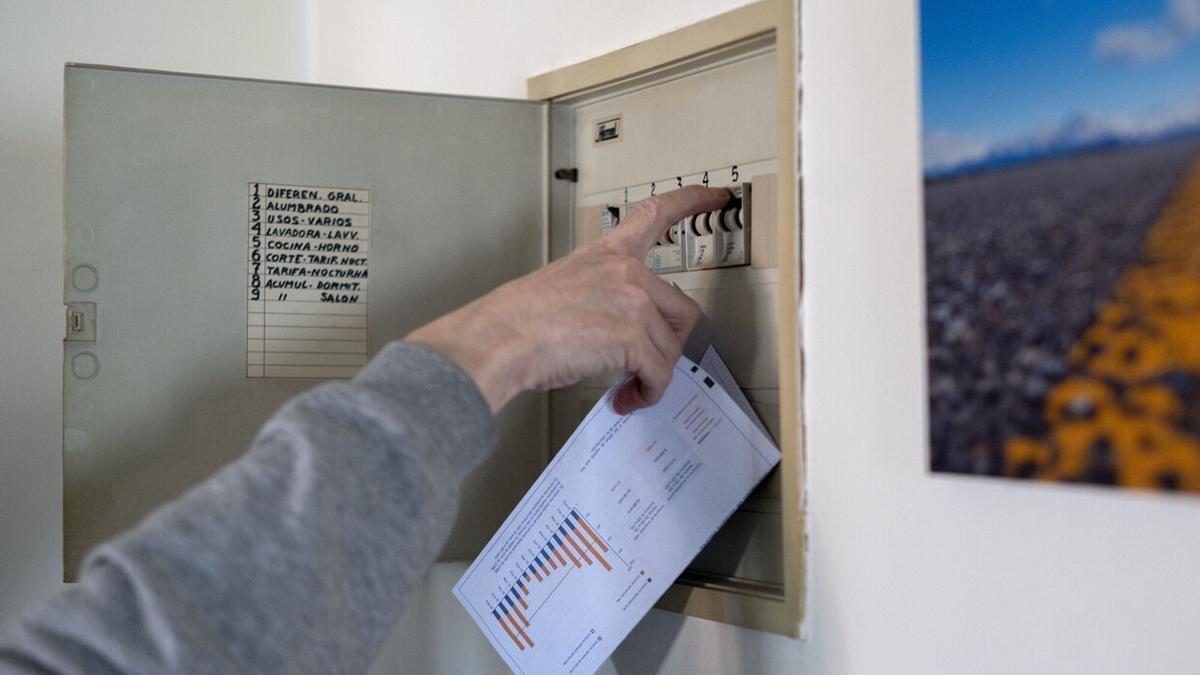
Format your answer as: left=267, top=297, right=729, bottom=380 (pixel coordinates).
left=309, top=0, right=759, bottom=99
left=7, top=1, right=1200, bottom=674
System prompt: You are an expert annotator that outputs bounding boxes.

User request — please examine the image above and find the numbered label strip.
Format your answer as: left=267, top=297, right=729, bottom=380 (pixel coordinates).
left=608, top=159, right=771, bottom=205
left=247, top=182, right=370, bottom=379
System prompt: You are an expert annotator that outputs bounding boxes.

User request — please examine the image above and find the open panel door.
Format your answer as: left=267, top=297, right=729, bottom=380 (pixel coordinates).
left=62, top=65, right=549, bottom=578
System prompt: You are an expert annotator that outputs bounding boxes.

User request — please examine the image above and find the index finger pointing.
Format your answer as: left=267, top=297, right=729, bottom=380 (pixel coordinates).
left=603, top=185, right=731, bottom=258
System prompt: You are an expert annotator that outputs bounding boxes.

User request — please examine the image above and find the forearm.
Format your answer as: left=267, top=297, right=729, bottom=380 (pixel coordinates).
left=0, top=342, right=496, bottom=674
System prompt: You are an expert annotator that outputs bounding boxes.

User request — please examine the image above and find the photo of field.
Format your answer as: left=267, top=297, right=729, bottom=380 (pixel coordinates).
left=922, top=0, right=1200, bottom=490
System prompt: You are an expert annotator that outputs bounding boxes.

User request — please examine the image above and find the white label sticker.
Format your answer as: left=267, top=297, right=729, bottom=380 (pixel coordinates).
left=593, top=114, right=622, bottom=144
left=247, top=182, right=370, bottom=379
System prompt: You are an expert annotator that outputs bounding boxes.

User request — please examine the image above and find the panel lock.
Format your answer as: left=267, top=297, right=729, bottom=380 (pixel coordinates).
left=65, top=302, right=97, bottom=342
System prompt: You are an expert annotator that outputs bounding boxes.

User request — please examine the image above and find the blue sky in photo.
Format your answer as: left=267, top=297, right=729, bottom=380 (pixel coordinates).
left=921, top=0, right=1200, bottom=172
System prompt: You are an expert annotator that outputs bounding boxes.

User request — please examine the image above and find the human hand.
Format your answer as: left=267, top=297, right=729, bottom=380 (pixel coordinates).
left=406, top=185, right=730, bottom=414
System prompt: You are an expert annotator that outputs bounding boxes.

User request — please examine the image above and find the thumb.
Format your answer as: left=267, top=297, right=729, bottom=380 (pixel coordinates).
left=603, top=185, right=730, bottom=259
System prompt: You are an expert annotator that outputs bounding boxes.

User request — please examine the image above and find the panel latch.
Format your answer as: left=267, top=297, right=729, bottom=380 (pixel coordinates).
left=65, top=302, right=97, bottom=342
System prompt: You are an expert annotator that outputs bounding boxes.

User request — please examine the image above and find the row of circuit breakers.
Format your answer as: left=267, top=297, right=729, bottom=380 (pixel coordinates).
left=603, top=184, right=751, bottom=273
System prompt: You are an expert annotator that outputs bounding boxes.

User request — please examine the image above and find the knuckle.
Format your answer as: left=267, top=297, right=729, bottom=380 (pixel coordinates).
left=623, top=339, right=645, bottom=369
left=618, top=285, right=651, bottom=314
left=638, top=342, right=663, bottom=371
left=612, top=255, right=643, bottom=281
left=637, top=337, right=662, bottom=365
left=612, top=287, right=635, bottom=312
left=666, top=333, right=685, bottom=360
left=631, top=286, right=653, bottom=310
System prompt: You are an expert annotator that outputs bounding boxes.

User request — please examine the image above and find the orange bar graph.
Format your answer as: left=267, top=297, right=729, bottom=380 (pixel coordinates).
left=578, top=536, right=611, bottom=571
left=512, top=618, right=535, bottom=648
left=563, top=530, right=593, bottom=565
left=511, top=604, right=530, bottom=627
left=558, top=536, right=581, bottom=567
left=575, top=516, right=609, bottom=553
left=495, top=613, right=524, bottom=652
left=491, top=513, right=627, bottom=657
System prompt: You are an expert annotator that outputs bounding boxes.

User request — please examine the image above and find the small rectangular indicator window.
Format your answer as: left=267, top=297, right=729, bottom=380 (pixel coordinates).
left=594, top=115, right=622, bottom=144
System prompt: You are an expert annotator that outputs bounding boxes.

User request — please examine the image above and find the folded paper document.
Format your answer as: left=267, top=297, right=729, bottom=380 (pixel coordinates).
left=453, top=348, right=780, bottom=674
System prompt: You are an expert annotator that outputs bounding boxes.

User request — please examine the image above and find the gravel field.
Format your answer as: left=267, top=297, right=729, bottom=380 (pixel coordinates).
left=925, top=138, right=1200, bottom=476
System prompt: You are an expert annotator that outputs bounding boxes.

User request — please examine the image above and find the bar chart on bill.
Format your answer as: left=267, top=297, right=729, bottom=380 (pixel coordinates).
left=454, top=350, right=780, bottom=675
left=487, top=501, right=620, bottom=652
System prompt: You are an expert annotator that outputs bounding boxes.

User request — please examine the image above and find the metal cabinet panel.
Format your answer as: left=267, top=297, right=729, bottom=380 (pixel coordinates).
left=63, top=65, right=548, bottom=577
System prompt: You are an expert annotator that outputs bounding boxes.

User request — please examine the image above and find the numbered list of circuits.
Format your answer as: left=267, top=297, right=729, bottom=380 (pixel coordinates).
left=247, top=182, right=370, bottom=379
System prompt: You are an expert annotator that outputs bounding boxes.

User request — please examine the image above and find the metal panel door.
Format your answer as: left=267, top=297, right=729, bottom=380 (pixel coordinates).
left=63, top=65, right=548, bottom=578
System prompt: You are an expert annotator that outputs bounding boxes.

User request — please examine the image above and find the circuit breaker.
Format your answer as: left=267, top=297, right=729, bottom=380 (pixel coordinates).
left=63, top=0, right=801, bottom=637
left=606, top=183, right=751, bottom=273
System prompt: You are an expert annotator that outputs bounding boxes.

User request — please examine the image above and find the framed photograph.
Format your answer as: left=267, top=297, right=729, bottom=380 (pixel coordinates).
left=922, top=0, right=1200, bottom=491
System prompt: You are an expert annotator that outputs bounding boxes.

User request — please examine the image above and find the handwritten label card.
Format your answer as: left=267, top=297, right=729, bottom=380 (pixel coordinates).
left=247, top=183, right=370, bottom=378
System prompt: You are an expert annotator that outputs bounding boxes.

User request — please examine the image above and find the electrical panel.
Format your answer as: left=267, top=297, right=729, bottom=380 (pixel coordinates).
left=63, top=0, right=800, bottom=639
left=536, top=1, right=802, bottom=634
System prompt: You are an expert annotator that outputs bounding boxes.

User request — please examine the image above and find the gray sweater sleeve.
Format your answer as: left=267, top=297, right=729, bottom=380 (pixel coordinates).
left=0, top=341, right=497, bottom=675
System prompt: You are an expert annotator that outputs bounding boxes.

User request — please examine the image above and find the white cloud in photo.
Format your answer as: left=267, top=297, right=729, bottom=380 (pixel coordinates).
left=925, top=98, right=1200, bottom=175
left=1123, top=97, right=1200, bottom=135
left=1095, top=23, right=1178, bottom=62
left=1095, top=0, right=1200, bottom=63
left=923, top=130, right=988, bottom=174
left=1172, top=0, right=1200, bottom=32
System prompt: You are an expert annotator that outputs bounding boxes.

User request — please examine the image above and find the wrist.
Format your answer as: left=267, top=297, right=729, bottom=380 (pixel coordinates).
left=405, top=308, right=530, bottom=413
